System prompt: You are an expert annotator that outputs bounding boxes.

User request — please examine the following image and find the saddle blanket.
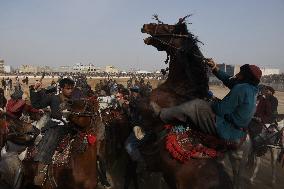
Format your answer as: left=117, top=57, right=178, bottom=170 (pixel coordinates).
left=165, top=125, right=223, bottom=163
left=24, top=132, right=96, bottom=167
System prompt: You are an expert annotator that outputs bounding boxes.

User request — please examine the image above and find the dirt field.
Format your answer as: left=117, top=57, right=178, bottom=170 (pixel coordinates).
left=2, top=76, right=284, bottom=188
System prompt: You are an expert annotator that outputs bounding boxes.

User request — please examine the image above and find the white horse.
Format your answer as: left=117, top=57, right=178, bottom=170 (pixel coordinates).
left=248, top=119, right=284, bottom=185
left=225, top=135, right=252, bottom=189
left=227, top=118, right=284, bottom=189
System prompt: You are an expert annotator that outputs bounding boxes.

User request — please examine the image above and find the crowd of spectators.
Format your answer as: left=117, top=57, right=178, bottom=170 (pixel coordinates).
left=0, top=71, right=164, bottom=80
left=260, top=74, right=284, bottom=84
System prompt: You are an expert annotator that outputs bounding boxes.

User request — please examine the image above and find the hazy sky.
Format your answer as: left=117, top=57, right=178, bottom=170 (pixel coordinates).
left=0, top=0, right=284, bottom=71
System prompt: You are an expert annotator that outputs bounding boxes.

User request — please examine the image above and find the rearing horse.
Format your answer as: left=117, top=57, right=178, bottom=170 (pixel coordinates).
left=139, top=15, right=233, bottom=189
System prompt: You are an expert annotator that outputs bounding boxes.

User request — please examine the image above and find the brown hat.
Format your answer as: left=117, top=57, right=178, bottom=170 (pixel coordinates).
left=240, top=64, right=262, bottom=85
left=248, top=65, right=262, bottom=81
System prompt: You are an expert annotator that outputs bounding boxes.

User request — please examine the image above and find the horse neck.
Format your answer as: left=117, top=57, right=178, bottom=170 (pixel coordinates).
left=161, top=51, right=208, bottom=99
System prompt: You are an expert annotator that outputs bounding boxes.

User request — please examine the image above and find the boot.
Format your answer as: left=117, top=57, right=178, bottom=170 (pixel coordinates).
left=34, top=163, right=48, bottom=186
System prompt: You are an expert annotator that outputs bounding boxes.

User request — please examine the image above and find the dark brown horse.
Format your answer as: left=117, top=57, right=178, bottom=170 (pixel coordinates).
left=0, top=111, right=43, bottom=189
left=139, top=15, right=233, bottom=189
left=99, top=105, right=134, bottom=188
left=21, top=97, right=99, bottom=189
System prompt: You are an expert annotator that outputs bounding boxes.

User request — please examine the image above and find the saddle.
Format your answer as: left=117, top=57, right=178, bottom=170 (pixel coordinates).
left=24, top=131, right=96, bottom=166
left=252, top=123, right=283, bottom=157
left=164, top=124, right=244, bottom=163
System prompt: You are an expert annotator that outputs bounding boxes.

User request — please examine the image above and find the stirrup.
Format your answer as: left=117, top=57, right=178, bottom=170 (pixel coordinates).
left=34, top=165, right=48, bottom=186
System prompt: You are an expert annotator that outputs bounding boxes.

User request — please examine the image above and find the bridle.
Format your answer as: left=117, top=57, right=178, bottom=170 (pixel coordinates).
left=150, top=23, right=208, bottom=64
left=151, top=23, right=190, bottom=51
left=69, top=99, right=98, bottom=117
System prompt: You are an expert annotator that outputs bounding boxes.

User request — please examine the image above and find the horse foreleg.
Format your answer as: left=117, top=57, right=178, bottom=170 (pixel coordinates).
left=249, top=156, right=261, bottom=184
left=270, top=148, right=278, bottom=185
left=228, top=151, right=240, bottom=186
left=229, top=139, right=251, bottom=189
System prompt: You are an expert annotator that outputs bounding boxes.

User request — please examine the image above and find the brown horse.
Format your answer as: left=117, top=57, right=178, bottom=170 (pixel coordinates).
left=139, top=15, right=233, bottom=189
left=99, top=105, right=133, bottom=188
left=21, top=97, right=99, bottom=189
left=0, top=111, right=43, bottom=189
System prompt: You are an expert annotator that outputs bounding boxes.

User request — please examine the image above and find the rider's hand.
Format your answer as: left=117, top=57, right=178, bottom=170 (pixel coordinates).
left=38, top=109, right=44, bottom=114
left=34, top=81, right=42, bottom=90
left=205, top=58, right=217, bottom=70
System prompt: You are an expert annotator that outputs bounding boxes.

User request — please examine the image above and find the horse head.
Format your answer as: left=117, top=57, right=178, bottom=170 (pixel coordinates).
left=69, top=97, right=99, bottom=129
left=142, top=15, right=209, bottom=101
left=0, top=115, right=39, bottom=146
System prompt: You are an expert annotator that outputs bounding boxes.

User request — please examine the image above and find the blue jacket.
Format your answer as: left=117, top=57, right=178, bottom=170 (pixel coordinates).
left=212, top=70, right=258, bottom=141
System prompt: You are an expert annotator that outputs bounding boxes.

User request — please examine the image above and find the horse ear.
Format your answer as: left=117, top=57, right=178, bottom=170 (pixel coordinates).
left=178, top=14, right=193, bottom=24
left=152, top=14, right=164, bottom=24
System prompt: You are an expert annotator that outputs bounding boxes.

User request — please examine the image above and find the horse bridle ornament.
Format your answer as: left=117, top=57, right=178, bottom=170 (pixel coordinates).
left=69, top=98, right=98, bottom=117
left=152, top=23, right=190, bottom=51
left=151, top=23, right=209, bottom=65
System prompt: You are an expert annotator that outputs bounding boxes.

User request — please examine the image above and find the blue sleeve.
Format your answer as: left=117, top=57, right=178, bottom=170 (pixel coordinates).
left=213, top=69, right=235, bottom=89
left=212, top=86, right=240, bottom=117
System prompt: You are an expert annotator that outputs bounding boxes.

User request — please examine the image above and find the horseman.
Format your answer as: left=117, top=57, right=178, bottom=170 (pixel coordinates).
left=265, top=86, right=278, bottom=123
left=6, top=88, right=44, bottom=120
left=125, top=86, right=152, bottom=163
left=30, top=78, right=75, bottom=185
left=254, top=86, right=273, bottom=124
left=157, top=59, right=262, bottom=145
left=0, top=88, right=7, bottom=110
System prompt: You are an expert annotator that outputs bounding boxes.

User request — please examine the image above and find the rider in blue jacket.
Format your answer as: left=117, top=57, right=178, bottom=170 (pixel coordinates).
left=159, top=59, right=262, bottom=143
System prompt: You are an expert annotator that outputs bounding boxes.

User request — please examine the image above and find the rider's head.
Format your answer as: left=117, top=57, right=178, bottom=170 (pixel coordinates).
left=265, top=86, right=275, bottom=96
left=59, top=78, right=75, bottom=98
left=235, top=64, right=262, bottom=86
left=11, top=89, right=23, bottom=100
left=130, top=86, right=140, bottom=98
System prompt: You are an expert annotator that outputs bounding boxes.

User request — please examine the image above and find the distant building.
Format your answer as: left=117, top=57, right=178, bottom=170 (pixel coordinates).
left=73, top=63, right=96, bottom=73
left=56, top=66, right=73, bottom=73
left=39, top=66, right=53, bottom=73
left=4, top=65, right=12, bottom=73
left=136, top=70, right=152, bottom=74
left=260, top=68, right=280, bottom=76
left=217, top=63, right=240, bottom=76
left=19, top=65, right=40, bottom=73
left=105, top=65, right=119, bottom=73
left=0, top=59, right=4, bottom=73
left=209, top=63, right=240, bottom=83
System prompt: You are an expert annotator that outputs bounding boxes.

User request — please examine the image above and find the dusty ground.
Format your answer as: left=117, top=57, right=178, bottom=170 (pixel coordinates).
left=2, top=77, right=284, bottom=188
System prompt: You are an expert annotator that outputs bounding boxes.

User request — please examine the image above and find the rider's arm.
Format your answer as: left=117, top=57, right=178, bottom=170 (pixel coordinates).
left=24, top=104, right=41, bottom=113
left=212, top=69, right=235, bottom=89
left=49, top=95, right=63, bottom=120
left=206, top=59, right=235, bottom=89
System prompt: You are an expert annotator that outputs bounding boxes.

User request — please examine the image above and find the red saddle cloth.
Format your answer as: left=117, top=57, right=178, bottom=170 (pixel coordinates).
left=165, top=124, right=224, bottom=163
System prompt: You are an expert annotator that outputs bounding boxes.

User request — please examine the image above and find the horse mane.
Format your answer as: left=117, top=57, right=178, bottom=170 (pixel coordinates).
left=160, top=21, right=209, bottom=100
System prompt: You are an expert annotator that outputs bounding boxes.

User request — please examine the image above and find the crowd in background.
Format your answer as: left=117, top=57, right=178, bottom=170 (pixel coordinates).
left=1, top=71, right=284, bottom=94
left=0, top=71, right=164, bottom=80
